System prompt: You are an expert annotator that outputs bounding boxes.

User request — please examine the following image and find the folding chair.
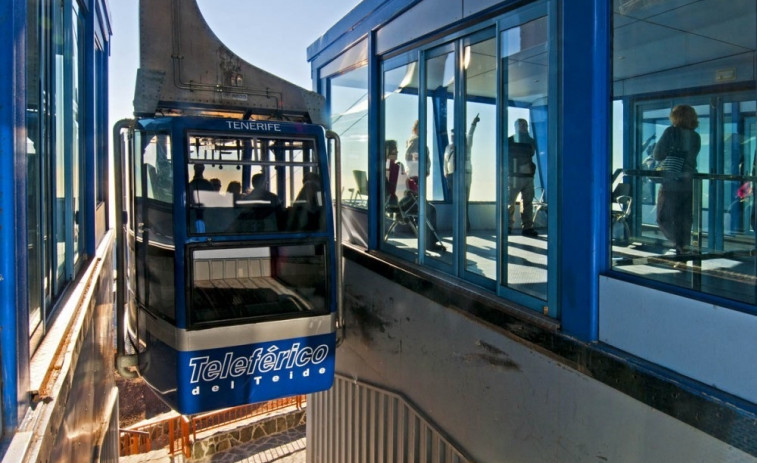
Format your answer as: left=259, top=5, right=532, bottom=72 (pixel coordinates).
left=611, top=183, right=632, bottom=245
left=349, top=170, right=369, bottom=204
left=385, top=189, right=445, bottom=252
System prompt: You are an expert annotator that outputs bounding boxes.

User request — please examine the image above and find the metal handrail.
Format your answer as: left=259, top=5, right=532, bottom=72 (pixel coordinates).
left=621, top=169, right=757, bottom=182
left=309, top=374, right=476, bottom=463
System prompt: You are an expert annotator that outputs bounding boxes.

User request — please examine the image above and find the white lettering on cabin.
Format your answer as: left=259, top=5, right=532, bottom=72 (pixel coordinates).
left=225, top=121, right=282, bottom=132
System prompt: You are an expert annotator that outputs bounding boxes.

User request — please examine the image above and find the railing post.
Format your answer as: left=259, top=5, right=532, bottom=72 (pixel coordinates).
left=168, top=418, right=176, bottom=455
left=182, top=415, right=192, bottom=458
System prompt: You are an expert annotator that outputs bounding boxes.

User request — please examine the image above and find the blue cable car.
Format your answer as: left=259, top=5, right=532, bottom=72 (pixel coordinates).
left=116, top=116, right=342, bottom=414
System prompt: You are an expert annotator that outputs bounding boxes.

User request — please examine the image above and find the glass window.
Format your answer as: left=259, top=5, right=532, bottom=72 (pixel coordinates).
left=424, top=46, right=455, bottom=261
left=189, top=243, right=329, bottom=327
left=501, top=16, right=550, bottom=301
left=611, top=0, right=757, bottom=307
left=463, top=33, right=496, bottom=280
left=134, top=131, right=175, bottom=321
left=26, top=0, right=45, bottom=347
left=186, top=135, right=325, bottom=235
left=375, top=3, right=553, bottom=312
left=383, top=58, right=421, bottom=256
left=329, top=66, right=368, bottom=208
left=26, top=0, right=101, bottom=349
left=53, top=0, right=67, bottom=293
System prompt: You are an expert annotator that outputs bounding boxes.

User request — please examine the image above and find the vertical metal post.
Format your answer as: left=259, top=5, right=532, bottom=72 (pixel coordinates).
left=112, top=119, right=138, bottom=378
left=326, top=130, right=344, bottom=342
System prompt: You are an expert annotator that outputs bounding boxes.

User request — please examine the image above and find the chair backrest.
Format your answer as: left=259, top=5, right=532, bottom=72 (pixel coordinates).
left=611, top=182, right=632, bottom=219
left=386, top=163, right=400, bottom=197
left=612, top=182, right=631, bottom=201
left=353, top=170, right=369, bottom=195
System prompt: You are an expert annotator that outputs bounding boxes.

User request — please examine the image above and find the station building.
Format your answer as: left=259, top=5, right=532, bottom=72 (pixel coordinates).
left=306, top=1, right=757, bottom=461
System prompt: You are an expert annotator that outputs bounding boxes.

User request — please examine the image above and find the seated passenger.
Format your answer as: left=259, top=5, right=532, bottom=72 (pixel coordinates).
left=226, top=181, right=242, bottom=201
left=400, top=176, right=445, bottom=253
left=236, top=173, right=282, bottom=232
left=295, top=172, right=322, bottom=211
left=240, top=173, right=281, bottom=208
left=385, top=140, right=404, bottom=207
left=289, top=172, right=324, bottom=231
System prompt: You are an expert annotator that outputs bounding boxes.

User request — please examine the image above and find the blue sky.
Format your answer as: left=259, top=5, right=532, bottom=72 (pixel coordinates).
left=108, top=0, right=361, bottom=124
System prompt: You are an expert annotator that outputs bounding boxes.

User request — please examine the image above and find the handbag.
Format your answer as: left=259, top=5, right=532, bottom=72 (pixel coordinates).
left=656, top=128, right=686, bottom=178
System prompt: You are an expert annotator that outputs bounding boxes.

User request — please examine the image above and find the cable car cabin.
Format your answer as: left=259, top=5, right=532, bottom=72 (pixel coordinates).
left=123, top=116, right=337, bottom=414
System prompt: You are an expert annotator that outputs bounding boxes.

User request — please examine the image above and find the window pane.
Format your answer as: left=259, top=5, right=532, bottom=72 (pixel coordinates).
left=425, top=49, right=455, bottom=259
left=464, top=35, right=496, bottom=279
left=27, top=0, right=43, bottom=342
left=189, top=243, right=329, bottom=327
left=611, top=0, right=757, bottom=306
left=502, top=16, right=549, bottom=301
left=53, top=0, right=67, bottom=291
left=383, top=60, right=420, bottom=256
left=135, top=132, right=175, bottom=321
left=186, top=135, right=325, bottom=235
left=330, top=67, right=368, bottom=208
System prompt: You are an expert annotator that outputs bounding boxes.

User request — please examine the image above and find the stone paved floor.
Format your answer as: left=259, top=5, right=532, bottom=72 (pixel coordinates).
left=120, top=425, right=306, bottom=463
left=194, top=425, right=306, bottom=463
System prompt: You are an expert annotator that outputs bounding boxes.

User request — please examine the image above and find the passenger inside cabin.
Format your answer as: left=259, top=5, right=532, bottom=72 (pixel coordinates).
left=289, top=171, right=324, bottom=231
left=188, top=163, right=214, bottom=203
left=226, top=181, right=242, bottom=201
left=241, top=173, right=281, bottom=208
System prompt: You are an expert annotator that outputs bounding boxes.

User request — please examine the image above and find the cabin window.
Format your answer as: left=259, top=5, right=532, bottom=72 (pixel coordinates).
left=185, top=135, right=326, bottom=235
left=189, top=243, right=329, bottom=327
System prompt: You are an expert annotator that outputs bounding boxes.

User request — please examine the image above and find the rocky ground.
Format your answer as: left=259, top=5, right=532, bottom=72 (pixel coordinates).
left=116, top=375, right=172, bottom=427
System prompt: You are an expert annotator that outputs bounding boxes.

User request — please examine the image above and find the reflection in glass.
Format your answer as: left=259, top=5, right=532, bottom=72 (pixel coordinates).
left=330, top=67, right=368, bottom=208
left=611, top=0, right=757, bottom=305
left=464, top=35, right=496, bottom=279
left=383, top=61, right=421, bottom=257
left=502, top=17, right=549, bottom=301
left=425, top=50, right=455, bottom=259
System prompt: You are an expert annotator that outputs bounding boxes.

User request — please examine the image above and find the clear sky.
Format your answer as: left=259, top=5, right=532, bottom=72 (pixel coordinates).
left=107, top=0, right=361, bottom=125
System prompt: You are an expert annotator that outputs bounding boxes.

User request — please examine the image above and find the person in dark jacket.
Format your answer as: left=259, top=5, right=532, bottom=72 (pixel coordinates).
left=652, top=104, right=701, bottom=255
left=507, top=118, right=539, bottom=237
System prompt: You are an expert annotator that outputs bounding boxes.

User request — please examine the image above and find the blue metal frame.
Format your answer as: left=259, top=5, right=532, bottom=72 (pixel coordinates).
left=557, top=0, right=610, bottom=340
left=0, top=0, right=29, bottom=432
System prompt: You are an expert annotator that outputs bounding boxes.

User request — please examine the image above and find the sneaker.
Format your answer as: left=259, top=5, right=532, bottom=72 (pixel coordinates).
left=522, top=228, right=538, bottom=237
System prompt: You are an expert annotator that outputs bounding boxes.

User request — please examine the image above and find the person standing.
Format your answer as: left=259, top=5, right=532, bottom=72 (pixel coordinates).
left=507, top=118, right=539, bottom=237
left=653, top=104, right=701, bottom=255
left=188, top=163, right=214, bottom=203
left=404, top=120, right=430, bottom=180
left=444, top=115, right=479, bottom=232
left=443, top=115, right=480, bottom=202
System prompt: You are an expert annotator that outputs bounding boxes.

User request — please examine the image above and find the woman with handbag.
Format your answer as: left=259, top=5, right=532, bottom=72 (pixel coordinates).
left=652, top=104, right=701, bottom=256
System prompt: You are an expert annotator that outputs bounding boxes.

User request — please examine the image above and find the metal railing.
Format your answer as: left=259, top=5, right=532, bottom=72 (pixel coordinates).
left=119, top=395, right=305, bottom=457
left=119, top=429, right=151, bottom=456
left=309, top=374, right=475, bottom=463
